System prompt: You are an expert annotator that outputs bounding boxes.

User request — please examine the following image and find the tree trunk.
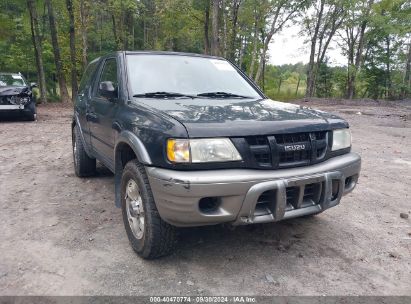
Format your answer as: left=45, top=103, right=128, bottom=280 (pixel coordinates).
left=112, top=14, right=120, bottom=50
left=79, top=0, right=88, bottom=68
left=66, top=0, right=78, bottom=100
left=228, top=0, right=240, bottom=61
left=45, top=0, right=70, bottom=103
left=204, top=1, right=210, bottom=54
left=238, top=35, right=245, bottom=69
left=254, top=6, right=282, bottom=83
left=295, top=76, right=300, bottom=96
left=305, top=0, right=325, bottom=98
left=386, top=36, right=392, bottom=99
left=222, top=0, right=227, bottom=57
left=352, top=20, right=367, bottom=96
left=402, top=42, right=411, bottom=99
left=248, top=14, right=258, bottom=78
left=346, top=22, right=365, bottom=99
left=211, top=0, right=220, bottom=56
left=345, top=28, right=356, bottom=99
left=346, top=0, right=372, bottom=99
left=27, top=0, right=47, bottom=103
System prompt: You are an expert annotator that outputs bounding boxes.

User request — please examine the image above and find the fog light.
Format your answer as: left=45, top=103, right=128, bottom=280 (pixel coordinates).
left=199, top=197, right=219, bottom=213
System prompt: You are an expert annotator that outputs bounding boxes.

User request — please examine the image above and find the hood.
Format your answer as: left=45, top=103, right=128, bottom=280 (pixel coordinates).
left=135, top=98, right=348, bottom=137
left=0, top=86, right=30, bottom=96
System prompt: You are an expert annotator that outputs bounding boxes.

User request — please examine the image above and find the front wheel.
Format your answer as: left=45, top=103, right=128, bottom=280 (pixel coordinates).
left=121, top=160, right=177, bottom=259
left=26, top=103, right=36, bottom=121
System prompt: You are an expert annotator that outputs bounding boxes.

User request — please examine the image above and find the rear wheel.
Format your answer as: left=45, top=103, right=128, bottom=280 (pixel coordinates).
left=121, top=160, right=177, bottom=259
left=72, top=125, right=96, bottom=177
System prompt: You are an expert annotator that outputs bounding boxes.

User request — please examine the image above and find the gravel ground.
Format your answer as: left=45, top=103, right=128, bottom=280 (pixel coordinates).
left=0, top=100, right=410, bottom=296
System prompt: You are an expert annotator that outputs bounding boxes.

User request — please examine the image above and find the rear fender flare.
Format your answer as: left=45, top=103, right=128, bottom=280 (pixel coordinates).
left=72, top=114, right=93, bottom=156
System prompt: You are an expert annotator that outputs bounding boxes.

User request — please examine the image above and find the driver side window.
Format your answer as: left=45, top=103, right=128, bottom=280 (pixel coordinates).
left=97, top=58, right=118, bottom=98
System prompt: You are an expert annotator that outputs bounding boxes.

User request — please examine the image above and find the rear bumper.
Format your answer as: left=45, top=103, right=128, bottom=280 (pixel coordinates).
left=146, top=153, right=361, bottom=227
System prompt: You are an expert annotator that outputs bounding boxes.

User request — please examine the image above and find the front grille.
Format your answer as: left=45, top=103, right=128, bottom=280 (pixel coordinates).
left=276, top=133, right=309, bottom=144
left=245, top=136, right=271, bottom=167
left=279, top=150, right=310, bottom=164
left=243, top=131, right=328, bottom=169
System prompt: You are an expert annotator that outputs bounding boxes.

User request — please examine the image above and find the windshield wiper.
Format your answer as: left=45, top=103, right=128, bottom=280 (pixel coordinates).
left=196, top=91, right=253, bottom=99
left=133, top=91, right=196, bottom=99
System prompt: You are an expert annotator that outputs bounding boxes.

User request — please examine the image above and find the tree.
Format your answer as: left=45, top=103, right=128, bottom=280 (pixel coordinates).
left=45, top=0, right=70, bottom=103
left=228, top=0, right=242, bottom=61
left=211, top=0, right=220, bottom=56
left=253, top=0, right=307, bottom=83
left=27, top=0, right=47, bottom=103
left=2, top=0, right=410, bottom=103
left=204, top=0, right=211, bottom=54
left=402, top=41, right=411, bottom=98
left=304, top=0, right=347, bottom=97
left=79, top=0, right=90, bottom=68
left=362, top=0, right=411, bottom=99
left=340, top=0, right=374, bottom=99
left=247, top=0, right=261, bottom=78
left=66, top=0, right=78, bottom=100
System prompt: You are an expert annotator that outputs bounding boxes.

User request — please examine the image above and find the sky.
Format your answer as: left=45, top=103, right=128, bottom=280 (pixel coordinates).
left=268, top=24, right=347, bottom=66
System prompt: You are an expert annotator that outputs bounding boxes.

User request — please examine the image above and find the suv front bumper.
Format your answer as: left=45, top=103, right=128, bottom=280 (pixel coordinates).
left=146, top=153, right=361, bottom=227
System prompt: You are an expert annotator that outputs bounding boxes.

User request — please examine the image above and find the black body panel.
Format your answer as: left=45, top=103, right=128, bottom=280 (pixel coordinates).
left=73, top=51, right=350, bottom=172
left=135, top=98, right=348, bottom=137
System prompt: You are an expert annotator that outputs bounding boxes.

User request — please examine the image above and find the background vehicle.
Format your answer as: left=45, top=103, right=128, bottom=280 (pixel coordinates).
left=72, top=51, right=361, bottom=259
left=0, top=73, right=37, bottom=121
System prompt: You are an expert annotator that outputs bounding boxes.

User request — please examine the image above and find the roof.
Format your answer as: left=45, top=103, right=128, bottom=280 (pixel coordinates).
left=123, top=50, right=225, bottom=60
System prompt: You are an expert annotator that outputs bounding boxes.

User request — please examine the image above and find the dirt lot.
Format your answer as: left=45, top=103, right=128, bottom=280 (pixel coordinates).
left=0, top=100, right=410, bottom=296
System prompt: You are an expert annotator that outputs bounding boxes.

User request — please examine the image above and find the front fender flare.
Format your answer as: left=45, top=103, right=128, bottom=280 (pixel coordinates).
left=114, top=130, right=152, bottom=207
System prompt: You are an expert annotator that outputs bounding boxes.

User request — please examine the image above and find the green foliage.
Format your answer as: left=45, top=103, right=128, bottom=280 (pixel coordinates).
left=264, top=63, right=307, bottom=100
left=360, top=0, right=411, bottom=99
left=1, top=0, right=410, bottom=102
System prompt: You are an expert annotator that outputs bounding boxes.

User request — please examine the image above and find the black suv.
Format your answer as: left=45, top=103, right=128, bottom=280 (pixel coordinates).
left=72, top=51, right=361, bottom=259
left=0, top=73, right=37, bottom=121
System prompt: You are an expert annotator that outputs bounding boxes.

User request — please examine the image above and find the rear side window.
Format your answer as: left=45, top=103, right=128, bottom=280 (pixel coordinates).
left=78, top=59, right=99, bottom=93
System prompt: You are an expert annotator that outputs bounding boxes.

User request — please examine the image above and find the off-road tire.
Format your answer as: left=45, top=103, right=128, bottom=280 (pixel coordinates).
left=26, top=112, right=36, bottom=121
left=72, top=125, right=96, bottom=177
left=26, top=103, right=36, bottom=121
left=121, top=160, right=177, bottom=259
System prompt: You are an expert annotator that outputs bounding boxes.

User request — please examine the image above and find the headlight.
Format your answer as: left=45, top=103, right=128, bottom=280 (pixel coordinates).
left=332, top=129, right=351, bottom=151
left=9, top=96, right=30, bottom=105
left=167, top=139, right=190, bottom=163
left=167, top=138, right=242, bottom=163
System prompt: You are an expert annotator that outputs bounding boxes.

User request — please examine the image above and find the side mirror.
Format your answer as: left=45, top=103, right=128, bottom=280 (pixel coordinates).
left=30, top=82, right=38, bottom=88
left=99, top=81, right=117, bottom=100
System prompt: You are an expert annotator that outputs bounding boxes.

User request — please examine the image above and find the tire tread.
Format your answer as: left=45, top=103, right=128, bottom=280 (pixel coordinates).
left=122, top=160, right=177, bottom=259
left=73, top=126, right=96, bottom=177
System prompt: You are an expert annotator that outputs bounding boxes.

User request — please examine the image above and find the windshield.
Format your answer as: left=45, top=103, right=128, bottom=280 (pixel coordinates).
left=126, top=54, right=261, bottom=98
left=0, top=74, right=26, bottom=87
